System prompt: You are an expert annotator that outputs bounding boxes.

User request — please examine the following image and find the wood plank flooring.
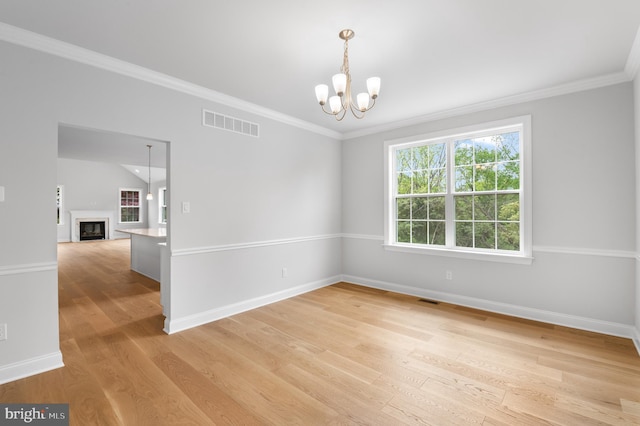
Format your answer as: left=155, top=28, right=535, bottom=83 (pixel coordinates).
left=1, top=239, right=640, bottom=424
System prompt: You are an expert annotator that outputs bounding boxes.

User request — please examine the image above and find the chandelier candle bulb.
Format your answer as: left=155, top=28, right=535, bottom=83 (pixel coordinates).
left=357, top=93, right=370, bottom=111
left=332, top=73, right=347, bottom=96
left=367, top=77, right=381, bottom=98
left=314, top=29, right=381, bottom=121
left=315, top=84, right=329, bottom=105
left=329, top=96, right=342, bottom=113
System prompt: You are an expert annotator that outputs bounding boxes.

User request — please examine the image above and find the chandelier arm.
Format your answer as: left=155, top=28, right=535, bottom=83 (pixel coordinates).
left=319, top=104, right=336, bottom=115
left=348, top=102, right=366, bottom=119
left=319, top=102, right=348, bottom=121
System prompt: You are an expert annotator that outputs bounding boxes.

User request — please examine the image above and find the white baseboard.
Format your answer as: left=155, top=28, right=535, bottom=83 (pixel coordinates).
left=0, top=351, right=64, bottom=385
left=164, top=276, right=341, bottom=334
left=633, top=328, right=640, bottom=356
left=342, top=274, right=639, bottom=348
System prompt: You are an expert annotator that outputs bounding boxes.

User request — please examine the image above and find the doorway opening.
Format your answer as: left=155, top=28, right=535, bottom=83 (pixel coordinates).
left=57, top=123, right=170, bottom=331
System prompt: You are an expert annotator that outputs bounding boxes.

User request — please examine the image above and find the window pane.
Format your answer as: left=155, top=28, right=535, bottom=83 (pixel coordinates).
left=429, top=221, right=446, bottom=245
left=497, top=222, right=520, bottom=251
left=475, top=222, right=495, bottom=249
left=497, top=194, right=519, bottom=221
left=414, top=145, right=429, bottom=170
left=455, top=166, right=474, bottom=192
left=396, top=148, right=413, bottom=172
left=413, top=170, right=428, bottom=194
left=397, top=198, right=410, bottom=219
left=497, top=131, right=520, bottom=162
left=397, top=221, right=411, bottom=243
left=412, top=221, right=427, bottom=244
left=474, top=194, right=496, bottom=221
left=474, top=163, right=496, bottom=191
left=473, top=136, right=496, bottom=164
left=429, top=168, right=446, bottom=193
left=428, top=143, right=447, bottom=169
left=455, top=196, right=472, bottom=220
left=455, top=222, right=473, bottom=247
left=454, top=140, right=473, bottom=165
left=397, top=172, right=412, bottom=195
left=497, top=161, right=519, bottom=190
left=429, top=196, right=445, bottom=220
left=412, top=197, right=428, bottom=220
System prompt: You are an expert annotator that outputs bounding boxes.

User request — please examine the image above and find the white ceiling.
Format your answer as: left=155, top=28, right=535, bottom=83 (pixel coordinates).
left=2, top=1, right=640, bottom=137
left=58, top=124, right=167, bottom=183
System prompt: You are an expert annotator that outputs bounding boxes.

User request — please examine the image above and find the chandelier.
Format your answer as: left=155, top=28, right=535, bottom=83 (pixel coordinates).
left=315, top=29, right=380, bottom=121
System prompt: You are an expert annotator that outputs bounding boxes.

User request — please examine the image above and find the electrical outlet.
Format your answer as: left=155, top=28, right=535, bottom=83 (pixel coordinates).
left=0, top=323, right=7, bottom=341
left=282, top=267, right=288, bottom=278
left=446, top=270, right=453, bottom=280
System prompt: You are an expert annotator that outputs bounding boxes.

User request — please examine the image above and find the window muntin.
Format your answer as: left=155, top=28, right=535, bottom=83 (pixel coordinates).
left=385, top=116, right=530, bottom=260
left=119, top=189, right=142, bottom=223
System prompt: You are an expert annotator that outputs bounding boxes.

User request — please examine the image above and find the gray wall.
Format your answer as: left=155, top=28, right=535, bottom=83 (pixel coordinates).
left=57, top=158, right=151, bottom=241
left=0, top=40, right=342, bottom=382
left=342, top=83, right=637, bottom=336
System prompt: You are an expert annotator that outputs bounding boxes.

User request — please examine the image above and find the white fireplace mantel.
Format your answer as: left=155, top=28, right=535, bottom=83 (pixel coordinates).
left=70, top=210, right=115, bottom=242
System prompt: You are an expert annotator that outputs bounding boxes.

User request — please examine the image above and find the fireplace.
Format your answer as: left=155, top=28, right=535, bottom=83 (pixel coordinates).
left=79, top=221, right=106, bottom=241
left=70, top=211, right=114, bottom=242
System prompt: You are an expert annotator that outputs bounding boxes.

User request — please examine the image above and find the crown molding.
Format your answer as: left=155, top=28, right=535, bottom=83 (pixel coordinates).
left=342, top=71, right=631, bottom=140
left=0, top=22, right=341, bottom=140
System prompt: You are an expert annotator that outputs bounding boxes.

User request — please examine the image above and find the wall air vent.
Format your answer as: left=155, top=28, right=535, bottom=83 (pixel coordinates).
left=202, top=109, right=259, bottom=138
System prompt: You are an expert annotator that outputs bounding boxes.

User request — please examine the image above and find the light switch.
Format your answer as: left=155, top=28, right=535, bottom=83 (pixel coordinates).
left=0, top=186, right=4, bottom=202
left=182, top=201, right=190, bottom=214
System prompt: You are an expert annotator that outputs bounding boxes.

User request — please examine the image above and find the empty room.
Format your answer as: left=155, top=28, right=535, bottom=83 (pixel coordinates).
left=1, top=1, right=640, bottom=424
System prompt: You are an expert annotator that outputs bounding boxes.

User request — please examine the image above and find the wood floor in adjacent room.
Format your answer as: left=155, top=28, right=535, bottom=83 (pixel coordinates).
left=1, top=239, right=640, bottom=425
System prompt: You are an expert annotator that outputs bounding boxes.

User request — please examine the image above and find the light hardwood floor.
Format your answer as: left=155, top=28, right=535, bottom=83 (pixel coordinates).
left=1, top=239, right=640, bottom=425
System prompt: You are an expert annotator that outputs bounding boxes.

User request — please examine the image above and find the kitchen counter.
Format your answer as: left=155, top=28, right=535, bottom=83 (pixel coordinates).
left=116, top=228, right=167, bottom=281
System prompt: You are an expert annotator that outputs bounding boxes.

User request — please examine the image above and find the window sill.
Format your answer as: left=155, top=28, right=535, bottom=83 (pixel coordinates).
left=383, top=243, right=533, bottom=265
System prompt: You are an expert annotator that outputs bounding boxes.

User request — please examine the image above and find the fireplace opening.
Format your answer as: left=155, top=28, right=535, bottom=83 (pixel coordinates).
left=79, top=221, right=106, bottom=241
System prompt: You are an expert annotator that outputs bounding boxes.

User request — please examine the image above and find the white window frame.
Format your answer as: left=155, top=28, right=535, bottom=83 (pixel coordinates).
left=158, top=187, right=167, bottom=224
left=118, top=188, right=143, bottom=224
left=57, top=185, right=64, bottom=225
left=384, top=115, right=532, bottom=264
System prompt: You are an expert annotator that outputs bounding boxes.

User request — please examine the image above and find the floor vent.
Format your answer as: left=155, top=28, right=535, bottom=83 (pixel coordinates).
left=202, top=109, right=259, bottom=138
left=418, top=298, right=439, bottom=305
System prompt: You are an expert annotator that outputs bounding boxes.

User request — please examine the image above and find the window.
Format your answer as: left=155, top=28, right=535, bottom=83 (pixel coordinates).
left=158, top=187, right=167, bottom=224
left=384, top=116, right=531, bottom=263
left=119, top=189, right=142, bottom=223
left=57, top=185, right=64, bottom=225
